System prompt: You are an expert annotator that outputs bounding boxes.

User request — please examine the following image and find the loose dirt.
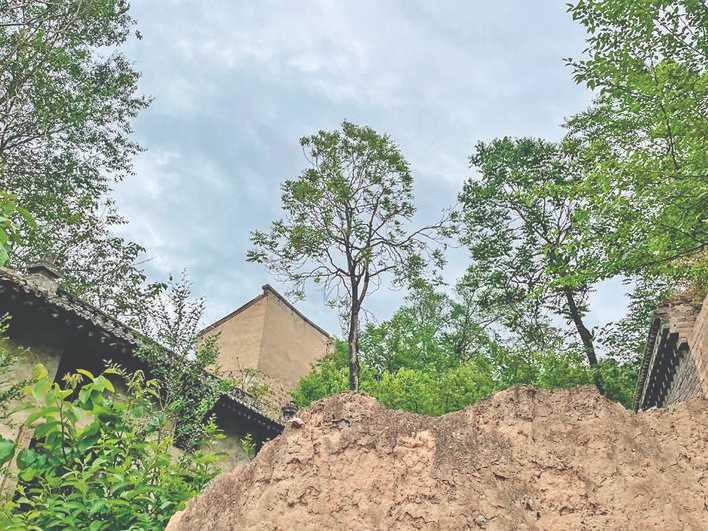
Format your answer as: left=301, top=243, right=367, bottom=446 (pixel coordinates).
left=167, top=386, right=708, bottom=530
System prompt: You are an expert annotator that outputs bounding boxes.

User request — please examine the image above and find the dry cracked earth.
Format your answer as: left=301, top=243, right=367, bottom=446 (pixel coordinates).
left=168, top=386, right=708, bottom=530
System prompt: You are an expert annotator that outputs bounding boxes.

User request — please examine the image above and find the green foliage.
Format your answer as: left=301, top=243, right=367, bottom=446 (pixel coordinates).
left=232, top=368, right=272, bottom=411
left=249, top=121, right=454, bottom=390
left=0, top=0, right=159, bottom=322
left=135, top=272, right=235, bottom=450
left=0, top=366, right=224, bottom=530
left=0, top=193, right=33, bottom=268
left=360, top=282, right=492, bottom=373
left=565, top=0, right=708, bottom=282
left=291, top=343, right=352, bottom=408
left=293, top=286, right=638, bottom=414
left=238, top=433, right=256, bottom=461
left=0, top=438, right=13, bottom=468
left=0, top=316, right=25, bottom=426
left=597, top=277, right=675, bottom=365
left=294, top=341, right=637, bottom=415
left=459, top=137, right=604, bottom=381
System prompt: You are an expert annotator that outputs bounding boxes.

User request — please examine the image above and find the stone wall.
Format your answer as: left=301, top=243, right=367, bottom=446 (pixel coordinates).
left=636, top=292, right=708, bottom=410
left=689, top=293, right=708, bottom=398
left=662, top=345, right=702, bottom=407
left=664, top=293, right=708, bottom=406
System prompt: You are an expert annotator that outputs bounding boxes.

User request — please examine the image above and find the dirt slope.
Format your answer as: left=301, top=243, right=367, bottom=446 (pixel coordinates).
left=167, top=386, right=708, bottom=530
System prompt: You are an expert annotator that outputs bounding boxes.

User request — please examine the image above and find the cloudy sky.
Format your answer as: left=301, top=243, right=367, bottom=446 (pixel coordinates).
left=115, top=0, right=625, bottom=336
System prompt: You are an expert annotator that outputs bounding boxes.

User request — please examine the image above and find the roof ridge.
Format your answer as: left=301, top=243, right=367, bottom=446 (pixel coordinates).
left=260, top=284, right=331, bottom=338
left=199, top=284, right=331, bottom=339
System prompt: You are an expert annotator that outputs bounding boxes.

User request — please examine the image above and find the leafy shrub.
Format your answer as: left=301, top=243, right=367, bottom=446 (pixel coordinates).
left=293, top=341, right=637, bottom=415
left=0, top=317, right=29, bottom=426
left=0, top=365, right=224, bottom=530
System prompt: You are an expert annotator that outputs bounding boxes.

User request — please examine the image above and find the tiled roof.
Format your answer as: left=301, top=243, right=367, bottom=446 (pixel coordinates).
left=0, top=267, right=283, bottom=436
left=633, top=292, right=704, bottom=411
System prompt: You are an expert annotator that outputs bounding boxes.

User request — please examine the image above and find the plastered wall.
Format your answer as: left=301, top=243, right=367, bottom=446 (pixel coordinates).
left=0, top=335, right=62, bottom=494
left=258, top=291, right=331, bottom=389
left=209, top=295, right=268, bottom=376
left=204, top=288, right=332, bottom=395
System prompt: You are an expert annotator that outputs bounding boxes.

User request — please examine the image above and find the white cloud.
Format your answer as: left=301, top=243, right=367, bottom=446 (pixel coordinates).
left=114, top=1, right=617, bottom=334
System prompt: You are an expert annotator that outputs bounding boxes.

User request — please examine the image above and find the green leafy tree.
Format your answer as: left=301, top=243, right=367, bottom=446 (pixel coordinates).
left=460, top=137, right=604, bottom=392
left=291, top=342, right=353, bottom=407
left=293, top=340, right=637, bottom=415
left=0, top=365, right=224, bottom=530
left=293, top=286, right=638, bottom=414
left=360, top=281, right=493, bottom=374
left=0, top=0, right=158, bottom=321
left=0, top=192, right=33, bottom=268
left=565, top=0, right=708, bottom=282
left=248, top=122, right=453, bottom=391
left=135, top=271, right=234, bottom=449
left=597, top=276, right=674, bottom=365
left=360, top=284, right=455, bottom=374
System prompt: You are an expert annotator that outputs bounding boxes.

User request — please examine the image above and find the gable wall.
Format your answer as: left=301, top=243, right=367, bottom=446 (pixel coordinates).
left=208, top=295, right=268, bottom=377
left=258, top=291, right=331, bottom=389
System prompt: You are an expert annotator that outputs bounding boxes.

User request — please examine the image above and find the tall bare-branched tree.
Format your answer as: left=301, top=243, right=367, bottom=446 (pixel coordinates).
left=249, top=122, right=453, bottom=390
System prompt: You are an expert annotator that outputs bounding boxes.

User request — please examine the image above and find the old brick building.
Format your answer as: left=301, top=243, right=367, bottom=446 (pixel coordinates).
left=634, top=291, right=708, bottom=411
left=0, top=264, right=331, bottom=491
left=199, top=284, right=333, bottom=413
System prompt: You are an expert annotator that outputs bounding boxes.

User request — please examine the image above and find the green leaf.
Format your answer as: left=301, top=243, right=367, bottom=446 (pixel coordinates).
left=33, top=421, right=60, bottom=439
left=0, top=437, right=16, bottom=466
left=76, top=369, right=95, bottom=381
left=16, top=448, right=38, bottom=469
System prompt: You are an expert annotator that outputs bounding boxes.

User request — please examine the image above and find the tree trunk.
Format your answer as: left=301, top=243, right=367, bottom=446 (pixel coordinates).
left=347, top=303, right=360, bottom=391
left=563, top=287, right=604, bottom=395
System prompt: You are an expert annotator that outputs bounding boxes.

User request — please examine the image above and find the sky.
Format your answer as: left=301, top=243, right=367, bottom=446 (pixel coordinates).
left=114, top=0, right=627, bottom=336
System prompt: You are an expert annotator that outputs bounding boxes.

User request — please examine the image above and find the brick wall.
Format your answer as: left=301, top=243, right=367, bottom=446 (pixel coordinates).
left=689, top=295, right=708, bottom=397
left=662, top=345, right=702, bottom=407
left=636, top=292, right=708, bottom=410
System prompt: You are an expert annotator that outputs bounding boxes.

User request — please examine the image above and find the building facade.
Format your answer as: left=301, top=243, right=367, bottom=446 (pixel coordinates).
left=0, top=265, right=329, bottom=493
left=635, top=291, right=708, bottom=411
left=199, top=284, right=333, bottom=412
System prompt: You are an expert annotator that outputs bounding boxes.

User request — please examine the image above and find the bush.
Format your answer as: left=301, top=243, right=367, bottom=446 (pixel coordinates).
left=0, top=365, right=224, bottom=530
left=292, top=342, right=638, bottom=415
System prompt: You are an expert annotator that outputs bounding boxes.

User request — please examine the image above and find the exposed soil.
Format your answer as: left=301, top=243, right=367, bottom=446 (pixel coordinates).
left=167, top=386, right=708, bottom=530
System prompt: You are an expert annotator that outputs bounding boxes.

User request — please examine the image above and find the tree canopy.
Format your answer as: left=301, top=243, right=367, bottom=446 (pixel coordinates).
left=565, top=0, right=707, bottom=283
left=293, top=284, right=637, bottom=413
left=0, top=0, right=158, bottom=321
left=460, top=137, right=604, bottom=391
left=249, top=122, right=453, bottom=390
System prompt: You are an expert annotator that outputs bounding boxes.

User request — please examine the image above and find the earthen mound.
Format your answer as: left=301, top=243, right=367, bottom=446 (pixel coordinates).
left=167, top=386, right=708, bottom=530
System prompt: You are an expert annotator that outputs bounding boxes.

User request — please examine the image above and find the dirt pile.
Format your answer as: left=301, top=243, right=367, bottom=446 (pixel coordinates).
left=167, top=386, right=708, bottom=530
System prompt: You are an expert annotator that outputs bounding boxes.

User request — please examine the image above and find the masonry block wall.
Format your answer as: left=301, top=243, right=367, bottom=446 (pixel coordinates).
left=636, top=292, right=708, bottom=410
left=689, top=294, right=708, bottom=398
left=662, top=345, right=702, bottom=407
